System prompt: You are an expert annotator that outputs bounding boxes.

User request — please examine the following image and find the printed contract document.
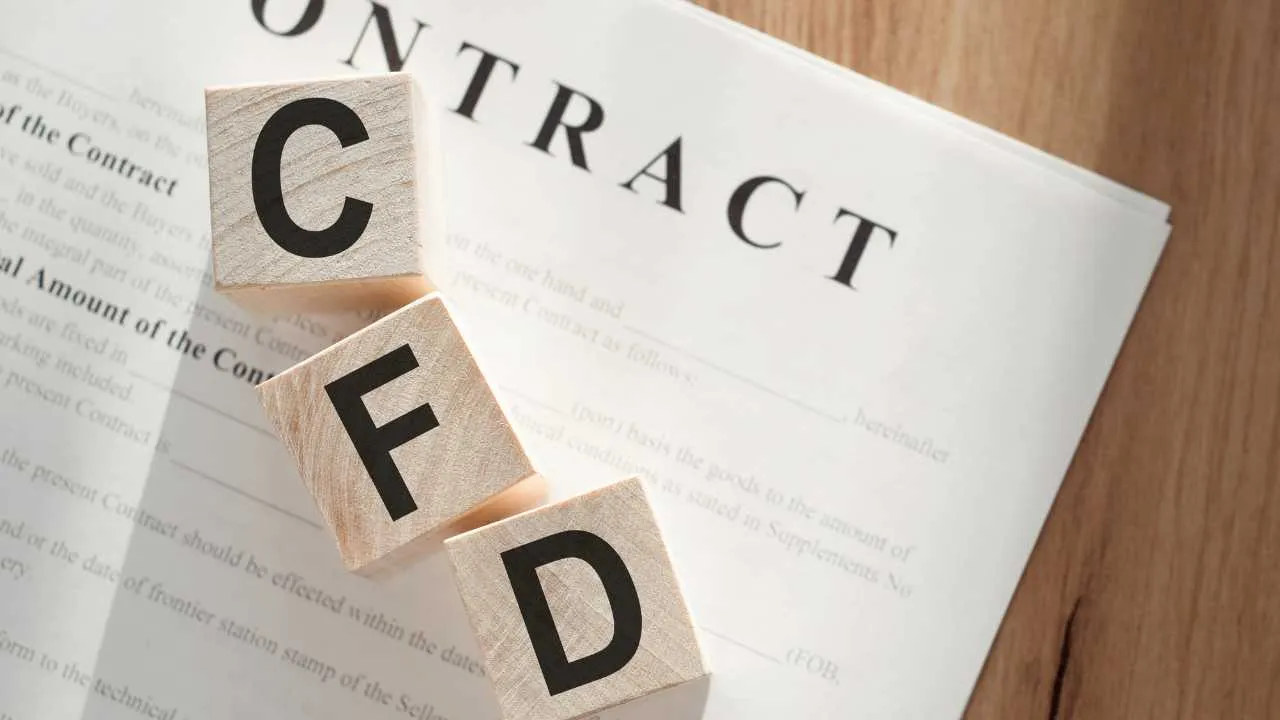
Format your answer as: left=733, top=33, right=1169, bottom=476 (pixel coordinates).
left=0, top=1, right=1170, bottom=718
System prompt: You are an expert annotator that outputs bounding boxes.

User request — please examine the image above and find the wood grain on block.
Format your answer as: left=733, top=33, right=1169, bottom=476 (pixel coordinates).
left=256, top=293, right=535, bottom=575
left=446, top=477, right=709, bottom=720
left=205, top=73, right=433, bottom=312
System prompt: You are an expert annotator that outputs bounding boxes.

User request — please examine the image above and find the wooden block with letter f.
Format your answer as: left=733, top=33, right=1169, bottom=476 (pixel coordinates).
left=205, top=73, right=435, bottom=312
left=446, top=477, right=709, bottom=720
left=257, top=293, right=542, bottom=575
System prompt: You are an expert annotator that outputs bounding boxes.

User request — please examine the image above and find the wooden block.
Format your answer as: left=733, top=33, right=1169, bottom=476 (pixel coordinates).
left=446, top=477, right=709, bottom=720
left=205, top=73, right=434, bottom=312
left=256, top=293, right=536, bottom=575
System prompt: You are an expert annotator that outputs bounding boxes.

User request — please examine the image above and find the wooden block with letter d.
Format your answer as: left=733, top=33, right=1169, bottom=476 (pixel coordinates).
left=205, top=73, right=435, bottom=312
left=256, top=293, right=539, bottom=575
left=446, top=476, right=709, bottom=720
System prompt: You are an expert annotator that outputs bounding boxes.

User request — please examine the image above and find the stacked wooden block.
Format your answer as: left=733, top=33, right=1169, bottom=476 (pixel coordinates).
left=205, top=74, right=708, bottom=720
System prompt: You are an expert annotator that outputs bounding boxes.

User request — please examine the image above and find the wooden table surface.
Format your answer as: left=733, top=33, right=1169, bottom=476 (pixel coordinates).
left=698, top=1, right=1280, bottom=717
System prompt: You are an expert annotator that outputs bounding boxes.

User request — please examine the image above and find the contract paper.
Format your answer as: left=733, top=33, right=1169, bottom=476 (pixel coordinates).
left=0, top=1, right=1169, bottom=718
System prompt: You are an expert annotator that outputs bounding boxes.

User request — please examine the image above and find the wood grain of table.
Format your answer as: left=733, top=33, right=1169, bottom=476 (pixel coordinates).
left=695, top=1, right=1280, bottom=717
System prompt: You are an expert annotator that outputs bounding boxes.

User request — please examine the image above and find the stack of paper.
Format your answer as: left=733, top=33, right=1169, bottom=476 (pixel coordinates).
left=0, top=1, right=1168, bottom=718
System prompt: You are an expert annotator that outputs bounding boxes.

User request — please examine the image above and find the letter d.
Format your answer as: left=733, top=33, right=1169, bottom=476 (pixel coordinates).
left=501, top=530, right=642, bottom=696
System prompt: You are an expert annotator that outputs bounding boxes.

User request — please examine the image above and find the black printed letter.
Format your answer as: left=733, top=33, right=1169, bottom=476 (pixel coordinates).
left=727, top=175, right=806, bottom=249
left=621, top=137, right=684, bottom=213
left=501, top=530, right=642, bottom=696
left=252, top=97, right=373, bottom=258
left=529, top=83, right=606, bottom=172
left=324, top=345, right=440, bottom=521
left=453, top=43, right=521, bottom=121
left=829, top=208, right=898, bottom=290
left=251, top=0, right=323, bottom=37
left=341, top=1, right=428, bottom=71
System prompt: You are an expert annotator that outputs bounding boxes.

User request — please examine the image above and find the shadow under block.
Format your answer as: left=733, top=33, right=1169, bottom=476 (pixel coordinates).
left=205, top=73, right=433, bottom=312
left=256, top=293, right=535, bottom=574
left=446, top=477, right=709, bottom=720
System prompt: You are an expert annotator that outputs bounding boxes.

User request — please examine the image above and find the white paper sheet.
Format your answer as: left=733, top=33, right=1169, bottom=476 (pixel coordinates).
left=0, top=1, right=1168, bottom=718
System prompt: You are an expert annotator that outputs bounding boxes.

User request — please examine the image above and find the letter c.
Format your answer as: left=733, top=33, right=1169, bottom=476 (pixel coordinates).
left=68, top=132, right=91, bottom=156
left=212, top=347, right=236, bottom=371
left=252, top=97, right=373, bottom=259
left=727, top=175, right=806, bottom=249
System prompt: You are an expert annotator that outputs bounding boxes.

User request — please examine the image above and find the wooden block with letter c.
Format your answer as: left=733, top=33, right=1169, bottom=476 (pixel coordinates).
left=205, top=73, right=434, bottom=312
left=446, top=476, right=709, bottom=720
left=256, top=293, right=539, bottom=575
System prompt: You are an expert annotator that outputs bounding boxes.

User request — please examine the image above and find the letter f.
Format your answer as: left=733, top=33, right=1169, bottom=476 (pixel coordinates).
left=325, top=345, right=440, bottom=521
